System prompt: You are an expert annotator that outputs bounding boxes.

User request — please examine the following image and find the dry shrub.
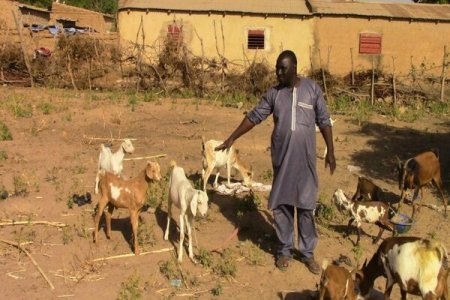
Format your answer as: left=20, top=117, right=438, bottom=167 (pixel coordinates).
left=0, top=43, right=26, bottom=74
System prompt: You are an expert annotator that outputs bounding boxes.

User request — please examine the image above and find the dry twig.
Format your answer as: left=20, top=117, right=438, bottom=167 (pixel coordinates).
left=123, top=154, right=166, bottom=161
left=0, top=220, right=67, bottom=227
left=91, top=247, right=174, bottom=262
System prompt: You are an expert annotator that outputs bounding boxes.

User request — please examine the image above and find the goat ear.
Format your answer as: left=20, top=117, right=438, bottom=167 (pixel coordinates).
left=190, top=192, right=198, bottom=217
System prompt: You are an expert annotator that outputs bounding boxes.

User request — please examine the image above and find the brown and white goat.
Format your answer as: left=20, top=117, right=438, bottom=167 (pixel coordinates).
left=358, top=236, right=449, bottom=300
left=333, top=189, right=392, bottom=245
left=93, top=161, right=161, bottom=255
left=396, top=150, right=447, bottom=218
left=319, top=259, right=364, bottom=300
left=352, top=176, right=384, bottom=202
left=201, top=137, right=253, bottom=191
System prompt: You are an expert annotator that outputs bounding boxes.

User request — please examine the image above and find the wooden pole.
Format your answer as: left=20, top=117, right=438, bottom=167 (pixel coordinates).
left=11, top=11, right=34, bottom=87
left=309, top=46, right=314, bottom=73
left=371, top=56, right=375, bottom=105
left=392, top=56, right=397, bottom=108
left=350, top=48, right=355, bottom=86
left=318, top=48, right=330, bottom=102
left=440, top=45, right=447, bottom=103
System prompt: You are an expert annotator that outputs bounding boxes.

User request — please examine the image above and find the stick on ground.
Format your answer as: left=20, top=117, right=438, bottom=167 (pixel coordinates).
left=123, top=154, right=167, bottom=161
left=91, top=247, right=174, bottom=262
left=0, top=239, right=55, bottom=290
left=0, top=220, right=67, bottom=228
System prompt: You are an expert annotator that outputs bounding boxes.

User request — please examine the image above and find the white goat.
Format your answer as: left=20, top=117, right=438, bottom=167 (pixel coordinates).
left=201, top=137, right=253, bottom=191
left=316, top=118, right=336, bottom=159
left=94, top=139, right=135, bottom=194
left=164, top=161, right=209, bottom=263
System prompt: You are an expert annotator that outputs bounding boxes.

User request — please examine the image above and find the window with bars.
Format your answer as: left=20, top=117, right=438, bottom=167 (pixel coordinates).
left=247, top=29, right=265, bottom=50
left=167, top=24, right=183, bottom=42
left=359, top=33, right=382, bottom=54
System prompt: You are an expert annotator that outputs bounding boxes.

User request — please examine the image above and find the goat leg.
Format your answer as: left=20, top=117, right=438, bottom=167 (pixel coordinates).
left=373, top=227, right=385, bottom=244
left=93, top=198, right=108, bottom=243
left=130, top=210, right=140, bottom=255
left=346, top=218, right=355, bottom=237
left=105, top=204, right=115, bottom=239
left=356, top=225, right=361, bottom=245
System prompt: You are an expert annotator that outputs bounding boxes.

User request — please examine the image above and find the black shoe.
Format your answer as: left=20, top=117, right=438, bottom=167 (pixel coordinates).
left=300, top=257, right=321, bottom=275
left=276, top=255, right=291, bottom=271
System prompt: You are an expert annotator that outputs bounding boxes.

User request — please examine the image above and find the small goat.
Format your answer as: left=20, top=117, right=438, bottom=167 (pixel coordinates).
left=352, top=176, right=384, bottom=202
left=94, top=139, right=135, bottom=194
left=319, top=259, right=364, bottom=300
left=396, top=149, right=447, bottom=218
left=333, top=189, right=392, bottom=245
left=164, top=161, right=209, bottom=263
left=358, top=236, right=449, bottom=300
left=201, top=137, right=253, bottom=191
left=93, top=161, right=161, bottom=255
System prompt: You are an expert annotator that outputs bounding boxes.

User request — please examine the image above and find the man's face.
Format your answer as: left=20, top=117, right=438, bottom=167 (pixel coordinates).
left=276, top=56, right=296, bottom=87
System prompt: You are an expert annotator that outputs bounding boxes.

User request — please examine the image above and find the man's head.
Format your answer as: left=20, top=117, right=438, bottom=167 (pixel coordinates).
left=276, top=50, right=297, bottom=88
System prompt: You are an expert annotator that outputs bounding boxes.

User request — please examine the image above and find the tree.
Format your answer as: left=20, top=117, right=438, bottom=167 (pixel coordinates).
left=16, top=0, right=118, bottom=14
left=413, top=0, right=449, bottom=3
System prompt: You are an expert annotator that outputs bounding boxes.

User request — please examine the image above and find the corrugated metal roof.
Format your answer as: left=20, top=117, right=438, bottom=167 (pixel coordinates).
left=308, top=0, right=450, bottom=20
left=118, top=0, right=312, bottom=16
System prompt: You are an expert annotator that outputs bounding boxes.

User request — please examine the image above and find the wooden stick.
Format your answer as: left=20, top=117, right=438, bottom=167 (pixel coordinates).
left=123, top=154, right=166, bottom=161
left=12, top=11, right=34, bottom=87
left=440, top=45, right=447, bottom=103
left=392, top=56, right=397, bottom=108
left=91, top=247, right=174, bottom=262
left=0, top=220, right=67, bottom=227
left=371, top=56, right=375, bottom=105
left=0, top=239, right=55, bottom=290
left=175, top=290, right=210, bottom=297
left=350, top=48, right=355, bottom=86
left=82, top=135, right=137, bottom=141
left=212, top=227, right=239, bottom=253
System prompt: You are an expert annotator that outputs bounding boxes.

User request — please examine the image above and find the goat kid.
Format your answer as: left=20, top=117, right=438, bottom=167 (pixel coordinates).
left=95, top=139, right=135, bottom=194
left=201, top=137, right=253, bottom=191
left=93, top=161, right=161, bottom=255
left=358, top=236, right=449, bottom=300
left=396, top=149, right=447, bottom=218
left=333, top=189, right=392, bottom=245
left=165, top=161, right=209, bottom=263
left=319, top=259, right=364, bottom=300
left=352, top=176, right=384, bottom=202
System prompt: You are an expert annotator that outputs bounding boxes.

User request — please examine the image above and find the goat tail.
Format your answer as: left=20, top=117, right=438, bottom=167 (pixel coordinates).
left=95, top=169, right=106, bottom=194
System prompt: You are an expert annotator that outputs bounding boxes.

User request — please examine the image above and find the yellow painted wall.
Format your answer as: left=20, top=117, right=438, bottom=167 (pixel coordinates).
left=118, top=11, right=315, bottom=73
left=314, top=17, right=450, bottom=76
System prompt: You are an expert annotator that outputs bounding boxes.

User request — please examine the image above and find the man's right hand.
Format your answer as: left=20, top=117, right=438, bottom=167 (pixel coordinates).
left=215, top=138, right=234, bottom=151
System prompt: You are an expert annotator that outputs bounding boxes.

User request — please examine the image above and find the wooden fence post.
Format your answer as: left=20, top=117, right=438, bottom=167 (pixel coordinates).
left=371, top=56, right=375, bottom=105
left=12, top=10, right=34, bottom=87
left=392, top=56, right=397, bottom=108
left=440, top=45, right=447, bottom=102
left=350, top=48, right=355, bottom=86
left=318, top=48, right=330, bottom=102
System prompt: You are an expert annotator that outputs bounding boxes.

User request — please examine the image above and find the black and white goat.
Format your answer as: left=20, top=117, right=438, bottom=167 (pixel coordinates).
left=333, top=189, right=393, bottom=245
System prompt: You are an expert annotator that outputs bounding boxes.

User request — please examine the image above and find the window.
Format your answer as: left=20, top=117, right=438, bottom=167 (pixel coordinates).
left=359, top=33, right=382, bottom=54
left=167, top=24, right=183, bottom=42
left=247, top=29, right=265, bottom=50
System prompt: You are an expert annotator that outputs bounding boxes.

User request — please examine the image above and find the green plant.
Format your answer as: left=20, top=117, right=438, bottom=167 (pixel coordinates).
left=62, top=226, right=73, bottom=245
left=128, top=94, right=138, bottom=112
left=8, top=98, right=33, bottom=118
left=67, top=196, right=74, bottom=209
left=352, top=244, right=363, bottom=267
left=0, top=121, right=13, bottom=141
left=158, top=259, right=179, bottom=280
left=72, top=165, right=86, bottom=175
left=211, top=283, right=223, bottom=296
left=0, top=150, right=7, bottom=161
left=260, top=169, right=273, bottom=182
left=236, top=191, right=261, bottom=218
left=117, top=273, right=142, bottom=300
left=38, top=102, right=55, bottom=115
left=213, top=249, right=237, bottom=277
left=429, top=101, right=450, bottom=115
left=239, top=241, right=265, bottom=266
left=197, top=248, right=213, bottom=268
left=13, top=175, right=29, bottom=196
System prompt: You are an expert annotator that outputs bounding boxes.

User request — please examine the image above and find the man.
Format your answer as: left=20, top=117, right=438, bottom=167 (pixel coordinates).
left=215, top=50, right=336, bottom=274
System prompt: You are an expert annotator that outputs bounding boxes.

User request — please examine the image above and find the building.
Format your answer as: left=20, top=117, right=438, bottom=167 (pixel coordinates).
left=117, top=0, right=450, bottom=76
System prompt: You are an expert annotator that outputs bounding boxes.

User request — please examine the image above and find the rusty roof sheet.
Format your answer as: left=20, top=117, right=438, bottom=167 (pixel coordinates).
left=118, top=0, right=312, bottom=15
left=308, top=0, right=450, bottom=20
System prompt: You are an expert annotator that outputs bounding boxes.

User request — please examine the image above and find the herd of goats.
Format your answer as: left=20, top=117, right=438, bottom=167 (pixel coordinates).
left=90, top=136, right=448, bottom=300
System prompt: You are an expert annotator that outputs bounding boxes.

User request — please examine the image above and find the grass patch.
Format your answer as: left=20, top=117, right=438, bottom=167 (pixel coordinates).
left=239, top=241, right=265, bottom=266
left=6, top=96, right=33, bottom=118
left=197, top=248, right=213, bottom=268
left=137, top=222, right=156, bottom=249
left=13, top=174, right=29, bottom=196
left=260, top=168, right=273, bottom=182
left=0, top=121, right=13, bottom=141
left=212, top=249, right=237, bottom=277
left=38, top=102, right=55, bottom=115
left=158, top=259, right=179, bottom=280
left=0, top=150, right=8, bottom=160
left=117, top=273, right=142, bottom=300
left=236, top=191, right=261, bottom=218
left=211, top=283, right=223, bottom=296
left=61, top=226, right=74, bottom=245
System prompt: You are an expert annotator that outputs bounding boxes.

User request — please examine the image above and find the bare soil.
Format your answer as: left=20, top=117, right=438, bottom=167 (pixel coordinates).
left=0, top=86, right=449, bottom=299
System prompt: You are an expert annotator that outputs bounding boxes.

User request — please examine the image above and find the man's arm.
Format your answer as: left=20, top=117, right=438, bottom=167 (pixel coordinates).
left=215, top=117, right=255, bottom=151
left=320, top=125, right=336, bottom=175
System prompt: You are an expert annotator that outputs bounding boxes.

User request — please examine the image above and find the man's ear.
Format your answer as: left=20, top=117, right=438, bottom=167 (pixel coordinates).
left=190, top=192, right=198, bottom=217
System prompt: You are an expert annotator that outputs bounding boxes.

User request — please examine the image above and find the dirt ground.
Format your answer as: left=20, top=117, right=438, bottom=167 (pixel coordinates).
left=0, top=86, right=449, bottom=299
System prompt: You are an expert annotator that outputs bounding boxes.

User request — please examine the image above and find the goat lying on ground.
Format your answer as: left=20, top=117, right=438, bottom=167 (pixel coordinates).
left=396, top=149, right=447, bottom=218
left=319, top=259, right=364, bottom=300
left=95, top=139, right=135, bottom=194
left=93, top=161, right=161, bottom=255
left=165, top=161, right=209, bottom=263
left=201, top=137, right=253, bottom=191
left=333, top=189, right=392, bottom=245
left=358, top=236, right=449, bottom=300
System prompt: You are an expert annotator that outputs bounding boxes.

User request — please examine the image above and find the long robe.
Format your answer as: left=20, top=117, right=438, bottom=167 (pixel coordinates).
left=247, top=77, right=331, bottom=210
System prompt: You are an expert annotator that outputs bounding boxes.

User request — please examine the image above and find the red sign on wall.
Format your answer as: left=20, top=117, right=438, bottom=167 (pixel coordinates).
left=359, top=33, right=382, bottom=54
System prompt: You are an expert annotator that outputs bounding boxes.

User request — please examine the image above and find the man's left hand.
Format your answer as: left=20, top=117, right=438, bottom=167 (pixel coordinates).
left=325, top=153, right=336, bottom=175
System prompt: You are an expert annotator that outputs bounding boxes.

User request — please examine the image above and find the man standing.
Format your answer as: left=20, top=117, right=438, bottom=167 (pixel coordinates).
left=215, top=50, right=336, bottom=274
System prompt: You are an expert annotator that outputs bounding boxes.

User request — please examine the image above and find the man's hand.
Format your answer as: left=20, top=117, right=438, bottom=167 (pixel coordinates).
left=215, top=138, right=234, bottom=152
left=325, top=152, right=336, bottom=175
